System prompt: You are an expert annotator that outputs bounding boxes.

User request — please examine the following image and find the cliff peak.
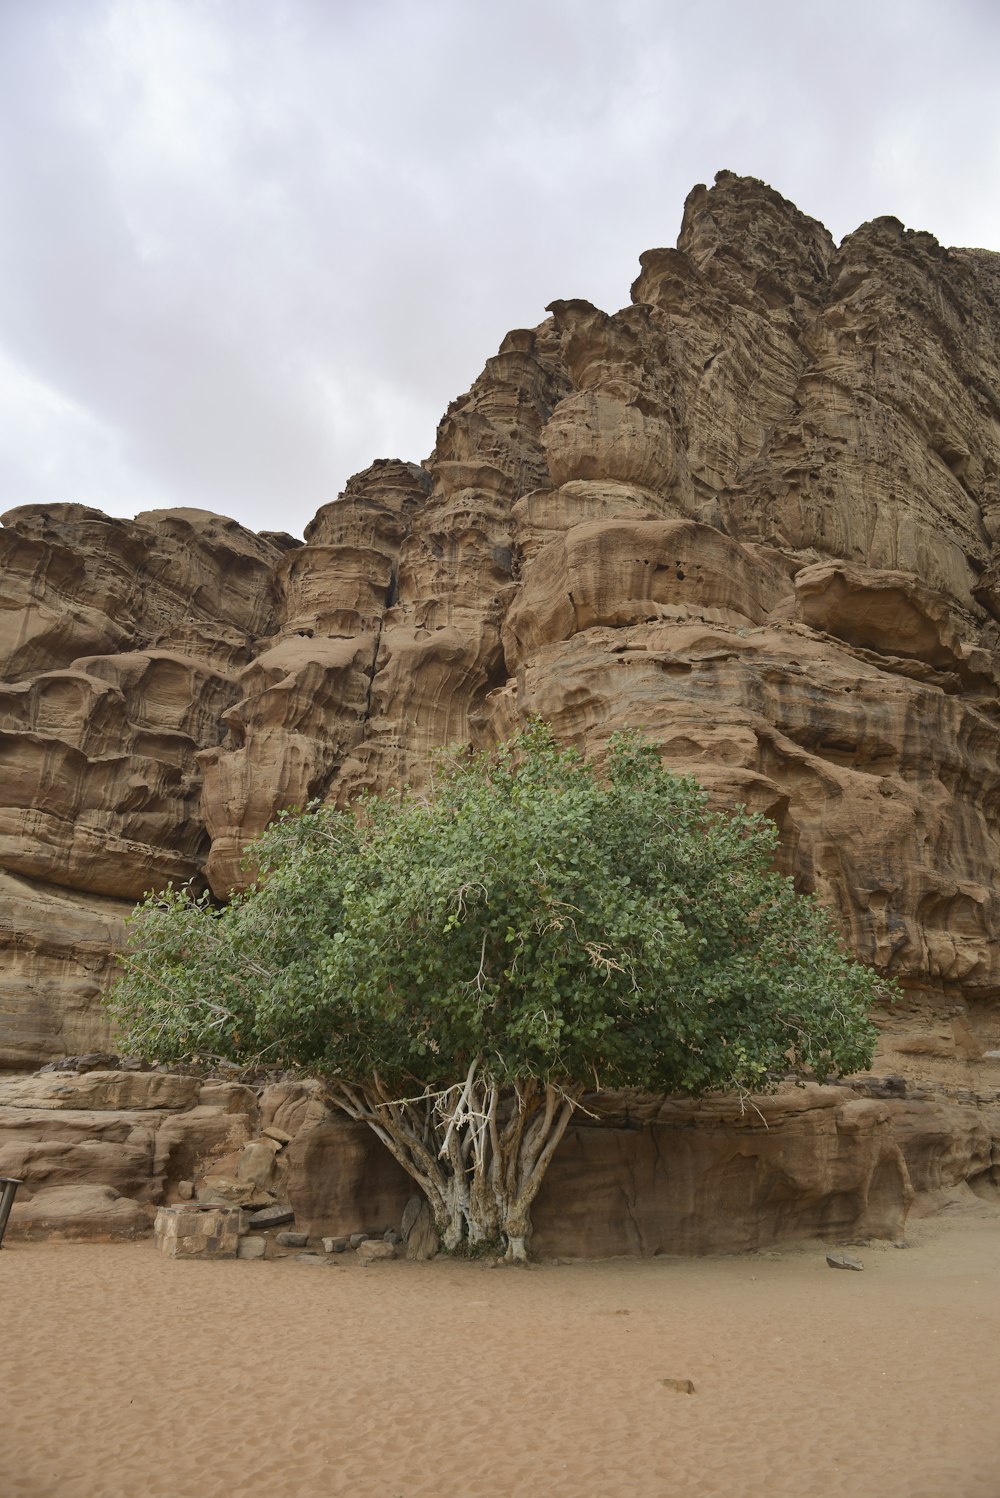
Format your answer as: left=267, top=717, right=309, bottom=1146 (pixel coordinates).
left=2, top=175, right=1000, bottom=1087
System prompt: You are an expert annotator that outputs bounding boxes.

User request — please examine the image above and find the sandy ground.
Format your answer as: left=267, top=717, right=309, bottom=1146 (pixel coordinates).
left=3, top=1199, right=999, bottom=1498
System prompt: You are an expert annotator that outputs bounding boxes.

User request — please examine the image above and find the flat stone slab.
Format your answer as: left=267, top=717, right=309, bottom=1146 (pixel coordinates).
left=0, top=1072, right=201, bottom=1112
left=247, top=1204, right=295, bottom=1230
left=826, top=1252, right=864, bottom=1271
left=8, top=1184, right=149, bottom=1243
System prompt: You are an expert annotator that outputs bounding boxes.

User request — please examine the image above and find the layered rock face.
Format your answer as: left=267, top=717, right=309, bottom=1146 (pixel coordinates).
left=0, top=505, right=294, bottom=1064
left=4, top=1067, right=996, bottom=1253
left=3, top=171, right=1000, bottom=1099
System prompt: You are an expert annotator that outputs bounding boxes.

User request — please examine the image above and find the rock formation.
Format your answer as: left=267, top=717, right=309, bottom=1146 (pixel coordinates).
left=5, top=1066, right=994, bottom=1252
left=2, top=170, right=1000, bottom=1133
left=0, top=505, right=293, bottom=1064
left=3, top=1065, right=996, bottom=1253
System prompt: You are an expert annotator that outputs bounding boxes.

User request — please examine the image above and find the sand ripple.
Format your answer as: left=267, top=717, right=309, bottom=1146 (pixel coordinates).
left=3, top=1204, right=999, bottom=1498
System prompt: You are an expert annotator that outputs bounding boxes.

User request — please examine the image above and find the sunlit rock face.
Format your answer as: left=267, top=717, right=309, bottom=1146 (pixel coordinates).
left=3, top=170, right=1000, bottom=1084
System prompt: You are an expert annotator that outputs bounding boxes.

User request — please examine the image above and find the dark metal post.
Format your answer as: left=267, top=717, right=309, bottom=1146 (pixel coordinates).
left=0, top=1176, right=22, bottom=1247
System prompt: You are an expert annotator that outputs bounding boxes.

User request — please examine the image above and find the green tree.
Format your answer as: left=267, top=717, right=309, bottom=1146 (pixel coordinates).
left=109, top=723, right=887, bottom=1260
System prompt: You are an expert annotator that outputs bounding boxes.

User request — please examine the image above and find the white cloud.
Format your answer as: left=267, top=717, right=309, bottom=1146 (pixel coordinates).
left=0, top=345, right=166, bottom=514
left=0, top=0, right=997, bottom=538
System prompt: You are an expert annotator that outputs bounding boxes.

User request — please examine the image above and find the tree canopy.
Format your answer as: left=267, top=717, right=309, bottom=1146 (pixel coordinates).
left=109, top=723, right=888, bottom=1258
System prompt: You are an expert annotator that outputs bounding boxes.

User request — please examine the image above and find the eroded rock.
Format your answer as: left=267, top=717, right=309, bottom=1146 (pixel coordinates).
left=404, top=1200, right=440, bottom=1263
left=0, top=1064, right=996, bottom=1255
left=2, top=171, right=1000, bottom=1131
left=357, top=1237, right=396, bottom=1266
left=8, top=1183, right=149, bottom=1241
left=530, top=1084, right=916, bottom=1257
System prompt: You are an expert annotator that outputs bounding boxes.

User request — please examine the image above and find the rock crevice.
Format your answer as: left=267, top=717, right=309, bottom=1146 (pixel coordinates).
left=2, top=173, right=1000, bottom=1092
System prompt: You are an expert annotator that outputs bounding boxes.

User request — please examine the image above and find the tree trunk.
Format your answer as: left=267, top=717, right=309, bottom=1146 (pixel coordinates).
left=441, top=1172, right=469, bottom=1253
left=328, top=1066, right=581, bottom=1259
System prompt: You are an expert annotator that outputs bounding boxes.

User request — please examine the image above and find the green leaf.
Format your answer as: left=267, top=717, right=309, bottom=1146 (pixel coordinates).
left=106, top=720, right=888, bottom=1094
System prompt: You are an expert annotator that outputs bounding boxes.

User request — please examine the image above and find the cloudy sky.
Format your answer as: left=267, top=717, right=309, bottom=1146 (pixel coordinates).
left=1, top=0, right=997, bottom=539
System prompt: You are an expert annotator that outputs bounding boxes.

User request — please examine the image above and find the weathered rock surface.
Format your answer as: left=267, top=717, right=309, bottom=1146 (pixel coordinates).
left=6, top=1182, right=150, bottom=1241
left=153, top=1202, right=242, bottom=1259
left=258, top=1079, right=418, bottom=1237
left=0, top=1071, right=258, bottom=1239
left=356, top=1237, right=396, bottom=1266
left=403, top=1198, right=440, bottom=1262
left=3, top=174, right=1000, bottom=1087
left=3, top=1066, right=997, bottom=1253
left=0, top=1069, right=203, bottom=1111
left=827, top=1252, right=864, bottom=1270
left=0, top=505, right=289, bottom=1066
left=533, top=1085, right=913, bottom=1257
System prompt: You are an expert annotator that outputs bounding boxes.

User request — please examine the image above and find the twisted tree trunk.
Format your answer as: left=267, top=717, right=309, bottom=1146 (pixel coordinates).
left=328, top=1059, right=580, bottom=1259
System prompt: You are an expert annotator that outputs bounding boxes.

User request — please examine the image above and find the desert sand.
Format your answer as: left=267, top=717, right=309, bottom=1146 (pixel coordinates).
left=3, top=1197, right=999, bottom=1498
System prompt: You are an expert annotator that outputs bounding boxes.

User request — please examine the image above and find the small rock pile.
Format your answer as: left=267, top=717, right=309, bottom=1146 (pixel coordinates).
left=189, top=1124, right=295, bottom=1213
left=154, top=1192, right=439, bottom=1266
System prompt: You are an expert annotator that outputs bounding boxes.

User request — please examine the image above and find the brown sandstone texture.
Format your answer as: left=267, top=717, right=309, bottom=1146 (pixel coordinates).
left=2, top=171, right=1000, bottom=1169
left=5, top=1067, right=995, bottom=1255
left=0, top=506, right=292, bottom=1065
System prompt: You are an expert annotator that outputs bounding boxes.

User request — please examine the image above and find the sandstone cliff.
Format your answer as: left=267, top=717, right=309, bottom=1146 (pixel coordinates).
left=5, top=1065, right=995, bottom=1255
left=3, top=171, right=1000, bottom=1101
